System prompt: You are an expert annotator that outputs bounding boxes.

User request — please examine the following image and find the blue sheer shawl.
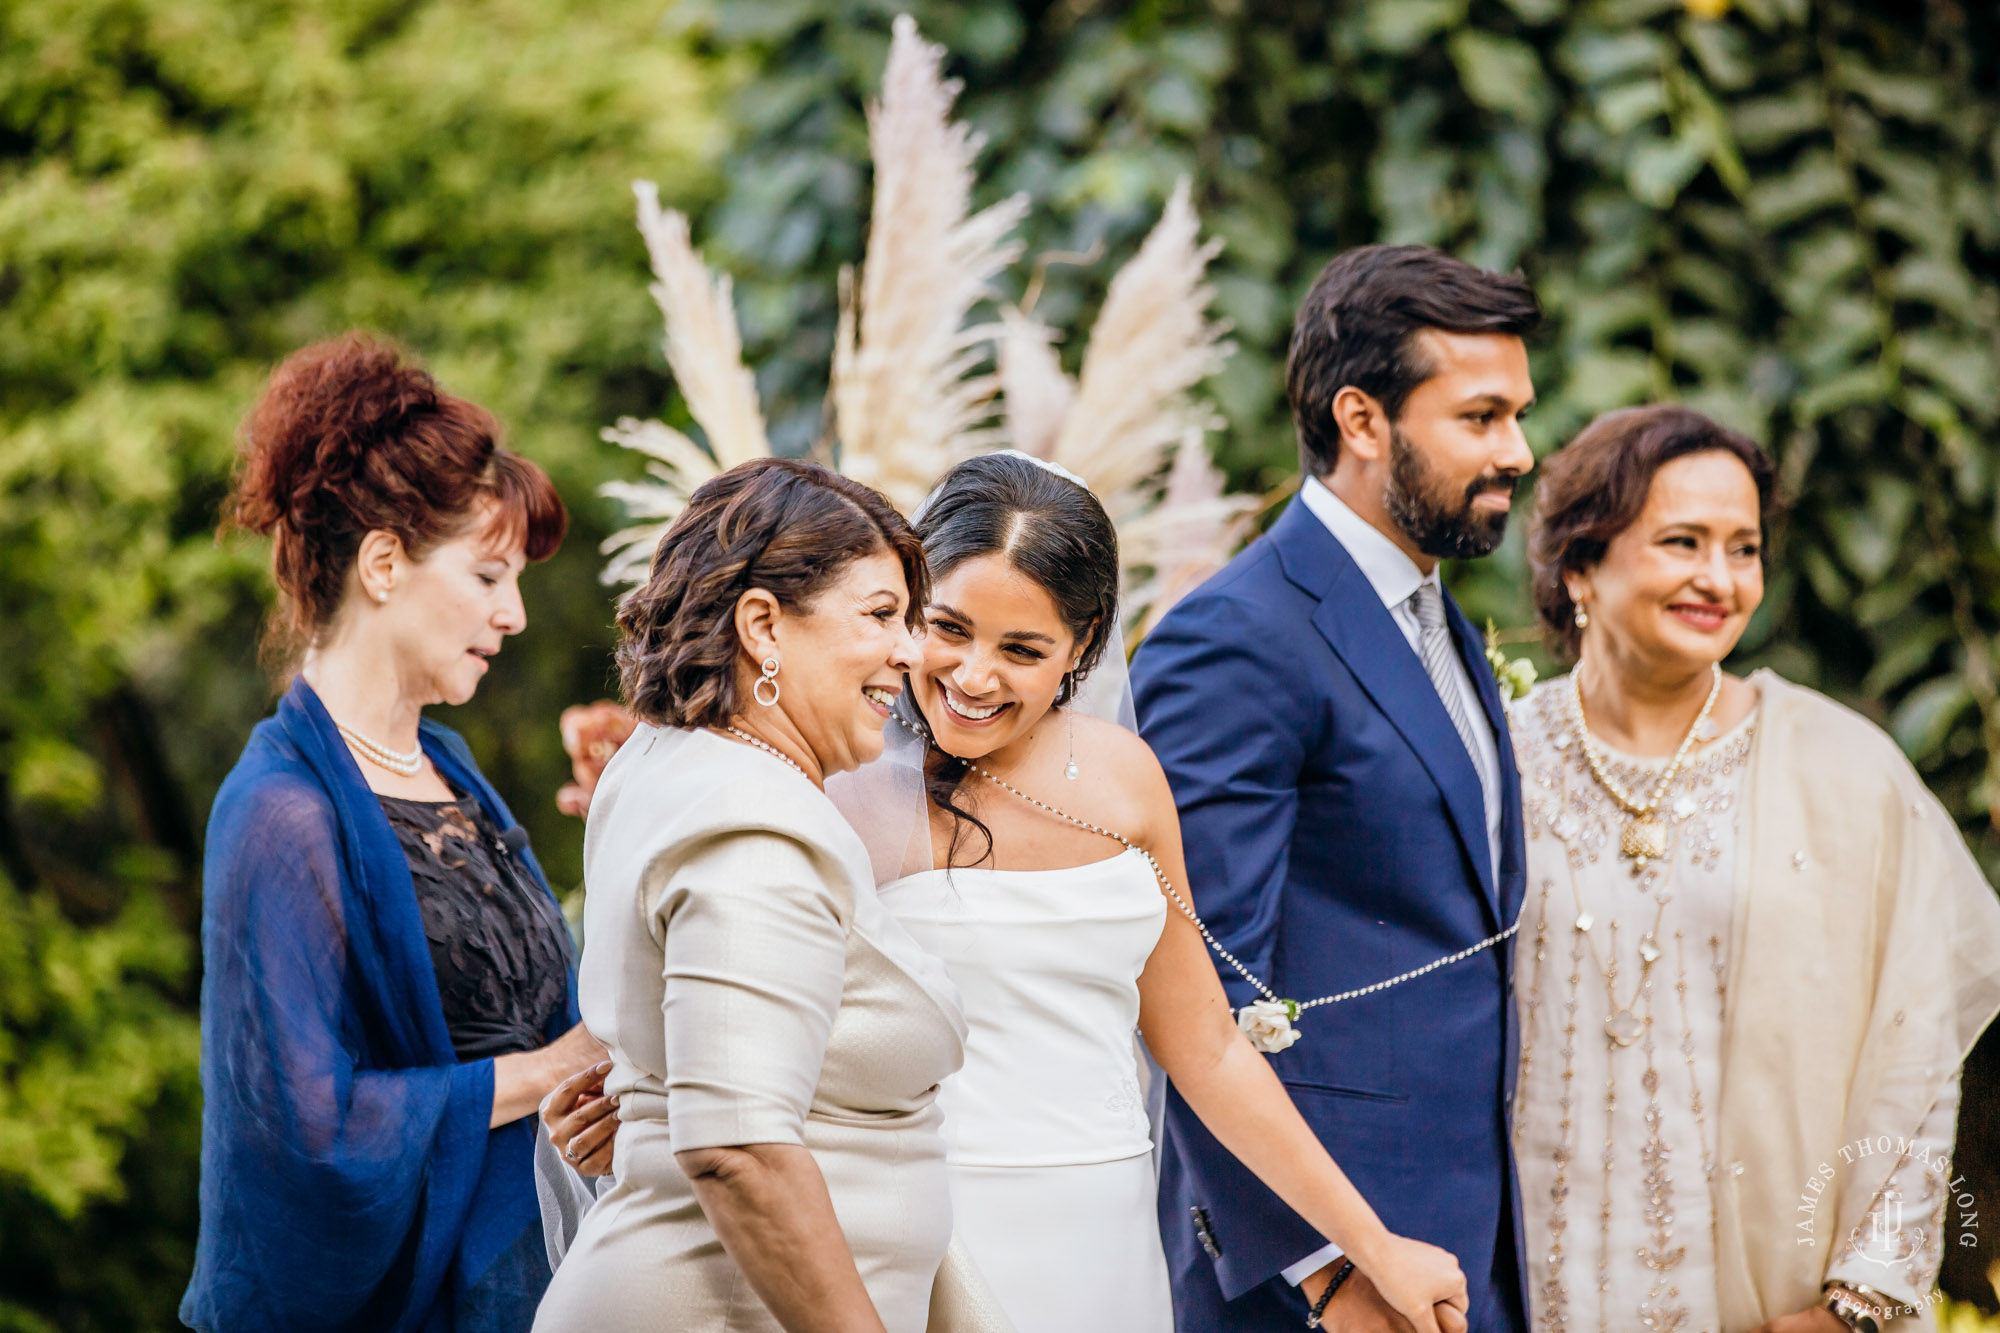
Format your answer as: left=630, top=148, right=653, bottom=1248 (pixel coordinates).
left=181, top=678, right=579, bottom=1333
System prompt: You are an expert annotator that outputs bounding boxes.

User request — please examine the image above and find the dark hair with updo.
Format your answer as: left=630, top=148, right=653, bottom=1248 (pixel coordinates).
left=616, top=457, right=927, bottom=730
left=1529, top=404, right=1777, bottom=662
left=902, top=452, right=1121, bottom=865
left=227, top=333, right=567, bottom=667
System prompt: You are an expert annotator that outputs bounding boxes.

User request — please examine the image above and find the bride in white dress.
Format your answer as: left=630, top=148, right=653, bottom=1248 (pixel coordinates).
left=544, top=452, right=1472, bottom=1333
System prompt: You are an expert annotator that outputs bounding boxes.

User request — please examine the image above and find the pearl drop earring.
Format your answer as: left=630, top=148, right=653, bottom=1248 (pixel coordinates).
left=1573, top=603, right=1588, bottom=629
left=1064, top=667, right=1081, bottom=780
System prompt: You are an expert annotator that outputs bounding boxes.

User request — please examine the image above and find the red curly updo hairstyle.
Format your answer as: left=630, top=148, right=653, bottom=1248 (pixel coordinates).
left=226, top=333, right=567, bottom=665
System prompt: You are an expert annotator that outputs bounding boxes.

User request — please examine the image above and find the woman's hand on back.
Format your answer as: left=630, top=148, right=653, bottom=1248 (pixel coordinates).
left=544, top=1060, right=621, bottom=1176
left=540, top=1022, right=609, bottom=1076
left=491, top=1022, right=608, bottom=1127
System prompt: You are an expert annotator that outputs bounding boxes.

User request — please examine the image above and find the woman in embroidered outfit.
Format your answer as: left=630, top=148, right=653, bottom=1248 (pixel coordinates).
left=532, top=458, right=1006, bottom=1333
left=1509, top=405, right=2000, bottom=1333
left=183, top=336, right=599, bottom=1333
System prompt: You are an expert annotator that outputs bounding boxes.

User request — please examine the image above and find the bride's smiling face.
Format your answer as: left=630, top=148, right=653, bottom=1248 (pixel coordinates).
left=916, top=553, right=1081, bottom=761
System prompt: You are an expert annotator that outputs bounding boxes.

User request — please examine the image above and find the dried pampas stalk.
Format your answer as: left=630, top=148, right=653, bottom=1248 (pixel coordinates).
left=632, top=181, right=770, bottom=469
left=596, top=184, right=772, bottom=584
left=831, top=14, right=1028, bottom=513
left=597, top=417, right=717, bottom=584
left=997, top=177, right=1249, bottom=634
left=997, top=307, right=1074, bottom=459
left=1051, top=177, right=1231, bottom=501
left=1120, top=427, right=1261, bottom=637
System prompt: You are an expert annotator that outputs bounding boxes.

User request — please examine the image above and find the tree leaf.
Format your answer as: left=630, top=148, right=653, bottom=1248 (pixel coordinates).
left=1596, top=77, right=1669, bottom=134
left=1449, top=30, right=1555, bottom=127
left=1681, top=15, right=1756, bottom=91
left=1793, top=362, right=1885, bottom=421
left=1901, top=331, right=1997, bottom=418
left=1558, top=28, right=1668, bottom=85
left=1863, top=618, right=1955, bottom=695
left=1745, top=149, right=1849, bottom=229
left=1362, top=0, right=1468, bottom=54
left=1627, top=130, right=1709, bottom=207
left=1559, top=348, right=1657, bottom=415
left=1835, top=60, right=1946, bottom=126
left=1730, top=86, right=1826, bottom=153
left=1891, top=672, right=1976, bottom=761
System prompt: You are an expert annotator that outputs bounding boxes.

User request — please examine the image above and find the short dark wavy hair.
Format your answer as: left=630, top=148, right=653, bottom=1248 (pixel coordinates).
left=1529, top=404, right=1777, bottom=662
left=1286, top=244, right=1541, bottom=477
left=615, top=457, right=927, bottom=729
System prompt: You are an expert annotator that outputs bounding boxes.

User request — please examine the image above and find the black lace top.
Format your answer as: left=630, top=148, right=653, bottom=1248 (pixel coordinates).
left=379, top=791, right=573, bottom=1062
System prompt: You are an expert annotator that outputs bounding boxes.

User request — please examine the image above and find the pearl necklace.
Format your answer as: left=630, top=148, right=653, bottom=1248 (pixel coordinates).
left=1568, top=663, right=1722, bottom=873
left=724, top=725, right=807, bottom=778
left=336, top=722, right=423, bottom=777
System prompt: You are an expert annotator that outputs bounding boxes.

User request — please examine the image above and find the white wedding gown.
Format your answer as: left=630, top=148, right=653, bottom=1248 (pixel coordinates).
left=877, top=847, right=1175, bottom=1333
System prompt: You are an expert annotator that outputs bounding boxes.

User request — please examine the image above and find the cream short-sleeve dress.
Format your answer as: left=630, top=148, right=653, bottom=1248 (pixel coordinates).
left=533, top=726, right=975, bottom=1333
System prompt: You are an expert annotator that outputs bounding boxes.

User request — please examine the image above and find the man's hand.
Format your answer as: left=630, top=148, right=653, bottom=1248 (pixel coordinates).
left=1300, top=1265, right=1414, bottom=1333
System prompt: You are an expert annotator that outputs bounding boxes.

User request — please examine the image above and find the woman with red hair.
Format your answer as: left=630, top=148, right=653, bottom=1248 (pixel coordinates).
left=182, top=335, right=602, bottom=1333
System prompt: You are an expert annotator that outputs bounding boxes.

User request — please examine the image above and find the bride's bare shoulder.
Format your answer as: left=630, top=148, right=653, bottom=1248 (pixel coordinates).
left=1067, top=714, right=1176, bottom=834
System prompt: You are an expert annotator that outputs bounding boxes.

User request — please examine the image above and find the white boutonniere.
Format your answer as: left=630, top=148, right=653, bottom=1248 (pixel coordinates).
left=1484, top=619, right=1538, bottom=702
left=1237, top=999, right=1302, bottom=1053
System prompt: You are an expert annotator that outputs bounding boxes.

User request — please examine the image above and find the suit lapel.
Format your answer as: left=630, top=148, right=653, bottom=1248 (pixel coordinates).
left=1457, top=608, right=1528, bottom=928
left=1270, top=502, right=1499, bottom=922
left=1448, top=598, right=1521, bottom=922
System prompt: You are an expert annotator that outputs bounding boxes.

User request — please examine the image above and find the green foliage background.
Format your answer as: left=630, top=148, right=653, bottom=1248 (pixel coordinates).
left=4, top=0, right=1998, bottom=1326
left=0, top=0, right=717, bottom=1325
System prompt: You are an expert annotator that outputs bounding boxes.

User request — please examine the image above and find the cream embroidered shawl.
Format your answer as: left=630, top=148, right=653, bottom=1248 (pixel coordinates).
left=1713, top=670, right=2000, bottom=1330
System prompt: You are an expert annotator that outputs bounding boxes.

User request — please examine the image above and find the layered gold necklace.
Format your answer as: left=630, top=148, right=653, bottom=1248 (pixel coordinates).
left=1567, top=663, right=1722, bottom=873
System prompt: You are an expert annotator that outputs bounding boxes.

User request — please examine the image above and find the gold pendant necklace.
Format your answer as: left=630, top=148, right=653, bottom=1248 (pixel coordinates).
left=1568, top=665, right=1722, bottom=874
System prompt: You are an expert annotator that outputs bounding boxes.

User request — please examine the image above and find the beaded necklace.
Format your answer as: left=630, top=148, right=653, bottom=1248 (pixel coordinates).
left=900, top=713, right=1518, bottom=1049
left=336, top=723, right=424, bottom=777
left=723, top=725, right=808, bottom=778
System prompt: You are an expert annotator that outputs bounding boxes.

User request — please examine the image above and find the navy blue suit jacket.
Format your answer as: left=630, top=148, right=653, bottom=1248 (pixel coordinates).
left=1133, top=497, right=1528, bottom=1328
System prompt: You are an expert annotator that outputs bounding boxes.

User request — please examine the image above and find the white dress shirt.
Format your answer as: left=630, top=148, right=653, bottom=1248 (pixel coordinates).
left=1279, top=478, right=1507, bottom=1289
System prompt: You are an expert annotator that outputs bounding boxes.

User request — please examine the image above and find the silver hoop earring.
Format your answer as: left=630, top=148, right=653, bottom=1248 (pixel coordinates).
left=753, top=656, right=781, bottom=707
left=1573, top=604, right=1589, bottom=630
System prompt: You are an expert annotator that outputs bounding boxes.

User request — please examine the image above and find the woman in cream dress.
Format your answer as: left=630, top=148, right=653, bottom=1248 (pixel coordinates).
left=1510, top=406, right=2000, bottom=1333
left=534, top=459, right=1005, bottom=1333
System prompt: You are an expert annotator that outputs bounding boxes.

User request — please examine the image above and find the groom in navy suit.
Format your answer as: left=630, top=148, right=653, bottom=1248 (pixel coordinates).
left=1134, top=245, right=1539, bottom=1333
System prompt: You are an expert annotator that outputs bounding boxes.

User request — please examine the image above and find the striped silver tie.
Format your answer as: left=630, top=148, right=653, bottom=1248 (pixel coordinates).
left=1409, top=581, right=1483, bottom=769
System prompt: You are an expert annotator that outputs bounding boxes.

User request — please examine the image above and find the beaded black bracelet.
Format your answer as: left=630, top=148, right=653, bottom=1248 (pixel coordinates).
left=1305, top=1258, right=1357, bottom=1329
